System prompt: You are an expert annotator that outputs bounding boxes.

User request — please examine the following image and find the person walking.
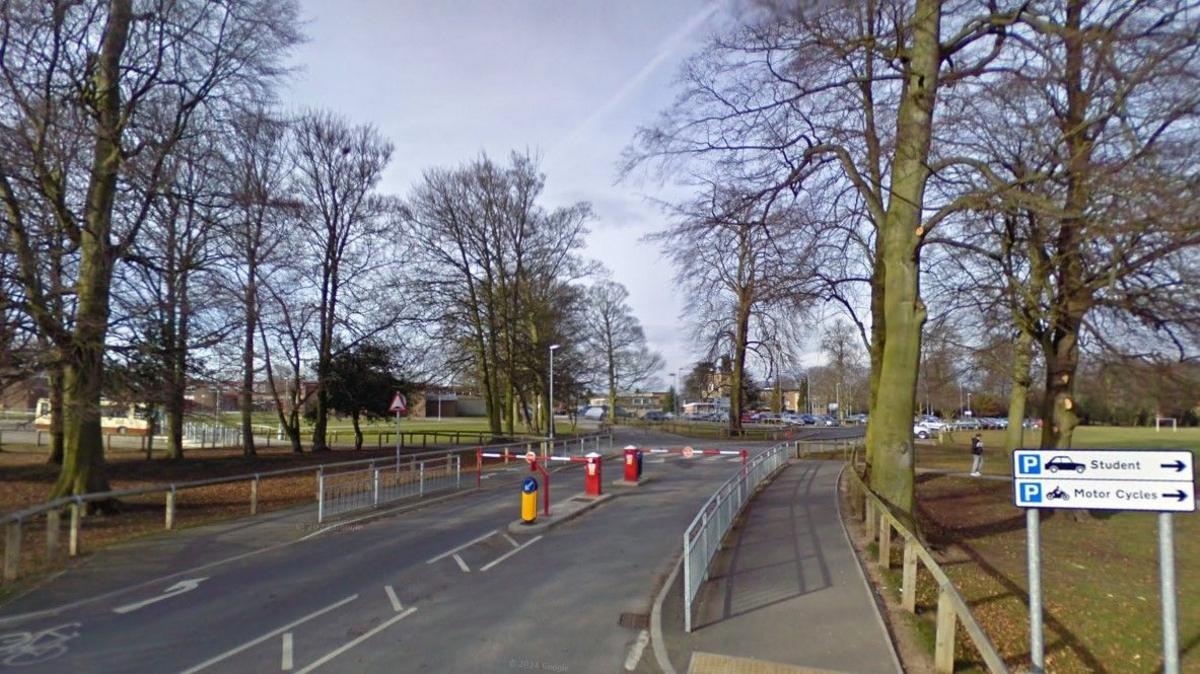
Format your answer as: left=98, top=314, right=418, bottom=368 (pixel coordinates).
left=970, top=433, right=984, bottom=476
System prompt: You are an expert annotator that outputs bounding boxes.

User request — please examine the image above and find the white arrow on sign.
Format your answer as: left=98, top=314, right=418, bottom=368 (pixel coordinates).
left=112, top=577, right=208, bottom=614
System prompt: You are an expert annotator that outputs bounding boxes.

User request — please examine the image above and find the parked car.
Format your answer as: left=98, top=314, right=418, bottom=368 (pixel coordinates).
left=916, top=415, right=946, bottom=430
left=642, top=411, right=666, bottom=422
left=953, top=418, right=983, bottom=430
left=845, top=413, right=868, bottom=424
left=1046, top=455, right=1086, bottom=473
left=913, top=423, right=935, bottom=439
left=582, top=406, right=607, bottom=421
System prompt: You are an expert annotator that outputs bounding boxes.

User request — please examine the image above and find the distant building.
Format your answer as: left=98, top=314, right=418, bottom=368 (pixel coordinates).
left=588, top=391, right=669, bottom=417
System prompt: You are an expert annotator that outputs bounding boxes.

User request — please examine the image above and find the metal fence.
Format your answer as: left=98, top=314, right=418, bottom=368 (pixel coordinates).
left=1, top=431, right=611, bottom=583
left=682, top=440, right=792, bottom=632
left=317, top=454, right=462, bottom=523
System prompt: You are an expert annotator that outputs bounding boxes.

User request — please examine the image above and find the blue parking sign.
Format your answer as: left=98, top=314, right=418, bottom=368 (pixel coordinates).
left=1018, top=482, right=1042, bottom=504
left=1017, top=453, right=1041, bottom=475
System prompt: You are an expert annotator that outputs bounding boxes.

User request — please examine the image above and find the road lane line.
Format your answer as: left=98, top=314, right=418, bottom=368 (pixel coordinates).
left=294, top=607, right=417, bottom=674
left=281, top=633, right=293, bottom=671
left=384, top=585, right=402, bottom=612
left=623, top=629, right=650, bottom=671
left=425, top=529, right=498, bottom=564
left=501, top=533, right=521, bottom=548
left=453, top=554, right=470, bottom=573
left=178, top=594, right=358, bottom=674
left=479, top=535, right=543, bottom=572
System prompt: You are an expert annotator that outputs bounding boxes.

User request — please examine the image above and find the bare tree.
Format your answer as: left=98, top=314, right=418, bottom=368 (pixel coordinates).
left=583, top=279, right=664, bottom=422
left=0, top=0, right=301, bottom=498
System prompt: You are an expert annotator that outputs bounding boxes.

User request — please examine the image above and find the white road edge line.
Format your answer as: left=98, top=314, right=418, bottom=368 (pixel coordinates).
left=623, top=629, right=650, bottom=671
left=480, top=535, right=543, bottom=572
left=179, top=594, right=358, bottom=674
left=501, top=533, right=521, bottom=548
left=425, top=529, right=498, bottom=564
left=294, top=607, right=417, bottom=674
left=281, top=632, right=293, bottom=671
left=453, top=554, right=470, bottom=573
left=384, top=585, right=403, bottom=612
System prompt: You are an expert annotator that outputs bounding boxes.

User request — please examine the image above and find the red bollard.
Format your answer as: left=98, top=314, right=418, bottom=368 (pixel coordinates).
left=585, top=452, right=603, bottom=496
left=623, top=446, right=638, bottom=482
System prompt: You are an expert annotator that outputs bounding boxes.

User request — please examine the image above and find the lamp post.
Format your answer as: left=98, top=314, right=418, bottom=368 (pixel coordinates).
left=835, top=382, right=842, bottom=424
left=548, top=344, right=560, bottom=439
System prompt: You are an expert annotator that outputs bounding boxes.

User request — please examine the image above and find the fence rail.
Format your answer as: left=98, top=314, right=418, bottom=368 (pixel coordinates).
left=1, top=431, right=611, bottom=584
left=318, top=454, right=463, bottom=523
left=682, top=440, right=792, bottom=632
left=845, top=453, right=1008, bottom=674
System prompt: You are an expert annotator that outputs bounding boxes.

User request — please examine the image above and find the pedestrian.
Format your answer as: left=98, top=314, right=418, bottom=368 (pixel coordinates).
left=970, top=433, right=984, bottom=476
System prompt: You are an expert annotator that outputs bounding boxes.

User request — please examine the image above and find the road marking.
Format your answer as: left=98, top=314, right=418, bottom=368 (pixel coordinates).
left=294, top=607, right=416, bottom=674
left=453, top=554, right=470, bottom=573
left=480, top=535, right=543, bottom=572
left=728, top=457, right=743, bottom=463
left=281, top=633, right=293, bottom=671
left=178, top=594, right=358, bottom=674
left=501, top=533, right=521, bottom=548
left=426, top=529, right=498, bottom=564
left=384, top=585, right=403, bottom=612
left=113, top=577, right=208, bottom=614
left=624, top=629, right=650, bottom=671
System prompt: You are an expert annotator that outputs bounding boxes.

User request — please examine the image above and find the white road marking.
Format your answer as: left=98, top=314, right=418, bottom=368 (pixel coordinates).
left=294, top=607, right=417, bottom=674
left=453, top=554, right=470, bottom=573
left=281, top=633, right=293, bottom=671
left=501, top=533, right=521, bottom=548
left=426, top=529, right=498, bottom=564
left=384, top=585, right=403, bottom=612
left=112, top=577, right=208, bottom=614
left=480, top=535, right=543, bottom=572
left=179, top=594, right=358, bottom=674
left=623, top=629, right=650, bottom=671
left=728, top=457, right=743, bottom=463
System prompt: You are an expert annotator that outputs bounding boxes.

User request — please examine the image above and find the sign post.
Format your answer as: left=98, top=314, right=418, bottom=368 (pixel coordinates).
left=1012, top=448, right=1195, bottom=674
left=389, top=392, right=407, bottom=468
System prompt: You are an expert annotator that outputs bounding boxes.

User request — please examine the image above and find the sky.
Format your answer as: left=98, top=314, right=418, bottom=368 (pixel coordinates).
left=282, top=1, right=771, bottom=387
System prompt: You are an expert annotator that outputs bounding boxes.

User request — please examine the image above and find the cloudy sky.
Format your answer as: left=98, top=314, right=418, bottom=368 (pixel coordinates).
left=283, top=0, right=736, bottom=382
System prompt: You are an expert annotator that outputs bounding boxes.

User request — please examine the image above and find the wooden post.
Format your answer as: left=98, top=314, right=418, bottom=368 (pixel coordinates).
left=4, top=520, right=21, bottom=582
left=250, top=477, right=260, bottom=515
left=46, top=510, right=60, bottom=557
left=878, top=515, right=891, bottom=568
left=165, top=489, right=176, bottom=530
left=69, top=503, right=81, bottom=556
left=37, top=430, right=43, bottom=446
left=902, top=539, right=918, bottom=613
left=934, top=586, right=957, bottom=673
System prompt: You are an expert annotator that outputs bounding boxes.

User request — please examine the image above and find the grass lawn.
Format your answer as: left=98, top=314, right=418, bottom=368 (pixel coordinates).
left=898, top=425, right=1199, bottom=673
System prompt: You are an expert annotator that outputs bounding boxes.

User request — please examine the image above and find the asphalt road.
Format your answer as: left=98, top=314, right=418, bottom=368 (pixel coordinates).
left=0, top=426, right=861, bottom=673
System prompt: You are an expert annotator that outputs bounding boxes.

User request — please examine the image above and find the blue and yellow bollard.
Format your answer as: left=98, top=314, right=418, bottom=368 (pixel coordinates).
left=521, top=476, right=538, bottom=524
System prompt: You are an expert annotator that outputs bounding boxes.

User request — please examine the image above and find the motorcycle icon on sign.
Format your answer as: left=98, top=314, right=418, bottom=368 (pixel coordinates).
left=1046, top=486, right=1070, bottom=501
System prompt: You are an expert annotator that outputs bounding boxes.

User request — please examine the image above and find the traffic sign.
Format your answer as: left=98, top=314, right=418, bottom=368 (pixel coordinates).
left=525, top=450, right=536, bottom=464
left=1012, top=449, right=1195, bottom=512
left=682, top=446, right=695, bottom=458
left=388, top=392, right=407, bottom=414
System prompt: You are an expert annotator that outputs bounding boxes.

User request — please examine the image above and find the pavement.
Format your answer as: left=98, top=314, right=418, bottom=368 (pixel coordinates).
left=0, top=425, right=877, bottom=674
left=651, top=460, right=901, bottom=674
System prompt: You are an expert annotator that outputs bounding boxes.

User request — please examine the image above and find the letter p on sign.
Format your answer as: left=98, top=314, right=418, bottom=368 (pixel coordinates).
left=1017, top=453, right=1041, bottom=475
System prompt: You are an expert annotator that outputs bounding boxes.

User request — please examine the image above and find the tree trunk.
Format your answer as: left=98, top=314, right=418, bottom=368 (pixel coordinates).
left=241, top=272, right=258, bottom=457
left=47, top=363, right=65, bottom=465
left=53, top=329, right=112, bottom=499
left=729, top=293, right=752, bottom=434
left=351, top=411, right=363, bottom=451
left=863, top=227, right=886, bottom=472
left=866, top=0, right=940, bottom=521
left=1004, top=328, right=1034, bottom=454
left=1039, top=321, right=1082, bottom=450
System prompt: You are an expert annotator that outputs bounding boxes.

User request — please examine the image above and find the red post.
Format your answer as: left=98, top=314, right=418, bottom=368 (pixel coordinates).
left=585, top=453, right=603, bottom=496
left=741, top=449, right=748, bottom=479
left=531, top=460, right=551, bottom=516
left=624, top=448, right=638, bottom=482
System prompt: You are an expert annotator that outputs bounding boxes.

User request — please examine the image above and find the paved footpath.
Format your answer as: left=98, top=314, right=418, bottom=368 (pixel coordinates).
left=654, top=460, right=902, bottom=674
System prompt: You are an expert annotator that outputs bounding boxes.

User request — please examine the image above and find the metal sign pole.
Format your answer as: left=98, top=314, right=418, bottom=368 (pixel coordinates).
left=394, top=408, right=401, bottom=470
left=1027, top=508, right=1044, bottom=674
left=1159, top=512, right=1179, bottom=674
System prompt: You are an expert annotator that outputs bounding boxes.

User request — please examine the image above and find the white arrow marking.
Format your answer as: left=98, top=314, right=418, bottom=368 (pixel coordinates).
left=112, top=577, right=208, bottom=614
left=384, top=585, right=403, bottom=612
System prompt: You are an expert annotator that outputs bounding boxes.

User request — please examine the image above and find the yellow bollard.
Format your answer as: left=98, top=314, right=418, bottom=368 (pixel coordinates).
left=521, top=476, right=538, bottom=524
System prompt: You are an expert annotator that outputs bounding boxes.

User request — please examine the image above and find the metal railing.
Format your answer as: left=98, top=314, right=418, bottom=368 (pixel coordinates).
left=1, top=431, right=612, bottom=584
left=317, top=454, right=462, bottom=523
left=682, top=440, right=792, bottom=632
left=845, top=454, right=1008, bottom=674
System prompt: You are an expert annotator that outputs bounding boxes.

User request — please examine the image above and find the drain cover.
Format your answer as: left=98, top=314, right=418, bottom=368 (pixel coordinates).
left=619, top=612, right=650, bottom=629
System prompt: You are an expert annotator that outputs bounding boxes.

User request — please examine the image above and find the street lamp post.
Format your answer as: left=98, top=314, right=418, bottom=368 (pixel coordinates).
left=548, top=344, right=560, bottom=440
left=835, top=382, right=841, bottom=424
